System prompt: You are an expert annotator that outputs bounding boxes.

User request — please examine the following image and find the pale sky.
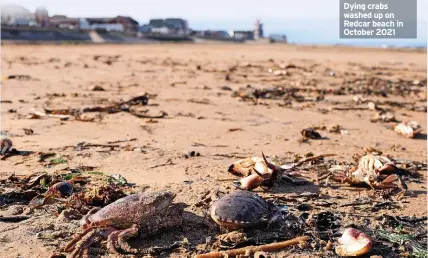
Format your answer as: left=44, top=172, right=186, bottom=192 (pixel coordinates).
left=3, top=0, right=427, bottom=45
left=5, top=0, right=427, bottom=22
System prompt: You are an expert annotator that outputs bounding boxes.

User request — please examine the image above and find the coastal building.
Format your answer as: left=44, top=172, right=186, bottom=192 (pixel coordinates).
left=269, top=34, right=288, bottom=43
left=113, top=16, right=139, bottom=32
left=49, top=15, right=79, bottom=29
left=49, top=15, right=139, bottom=32
left=145, top=18, right=189, bottom=35
left=229, top=30, right=254, bottom=40
left=79, top=18, right=124, bottom=32
left=139, top=24, right=152, bottom=33
left=195, top=30, right=230, bottom=38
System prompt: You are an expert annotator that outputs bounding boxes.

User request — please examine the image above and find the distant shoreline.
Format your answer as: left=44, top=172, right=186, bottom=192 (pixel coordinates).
left=2, top=40, right=426, bottom=53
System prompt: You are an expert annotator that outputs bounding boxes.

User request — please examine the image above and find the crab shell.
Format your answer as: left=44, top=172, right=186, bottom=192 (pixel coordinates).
left=210, top=190, right=269, bottom=230
left=335, top=228, right=373, bottom=257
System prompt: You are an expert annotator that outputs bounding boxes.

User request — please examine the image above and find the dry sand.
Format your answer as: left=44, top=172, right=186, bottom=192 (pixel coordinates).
left=0, top=43, right=426, bottom=257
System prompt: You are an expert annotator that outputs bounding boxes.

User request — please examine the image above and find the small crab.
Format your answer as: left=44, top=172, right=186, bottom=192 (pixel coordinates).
left=332, top=154, right=408, bottom=199
left=229, top=153, right=283, bottom=191
left=210, top=190, right=281, bottom=230
left=64, top=191, right=183, bottom=257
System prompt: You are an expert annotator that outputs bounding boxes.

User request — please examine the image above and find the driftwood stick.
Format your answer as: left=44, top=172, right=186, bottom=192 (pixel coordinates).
left=194, top=236, right=309, bottom=258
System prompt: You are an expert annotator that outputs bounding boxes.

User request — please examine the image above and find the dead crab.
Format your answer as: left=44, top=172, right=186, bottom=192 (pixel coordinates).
left=228, top=153, right=282, bottom=191
left=210, top=190, right=283, bottom=230
left=64, top=191, right=183, bottom=257
left=332, top=154, right=408, bottom=199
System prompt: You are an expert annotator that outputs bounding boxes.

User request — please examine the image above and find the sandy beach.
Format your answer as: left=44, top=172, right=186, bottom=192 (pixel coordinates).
left=0, top=43, right=426, bottom=257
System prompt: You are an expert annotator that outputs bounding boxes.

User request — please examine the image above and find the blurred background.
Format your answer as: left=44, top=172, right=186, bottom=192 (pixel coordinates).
left=1, top=0, right=426, bottom=47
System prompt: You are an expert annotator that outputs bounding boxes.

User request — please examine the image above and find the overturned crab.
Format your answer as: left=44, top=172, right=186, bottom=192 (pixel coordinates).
left=210, top=190, right=296, bottom=231
left=332, top=154, right=408, bottom=199
left=64, top=191, right=183, bottom=257
left=228, top=153, right=283, bottom=191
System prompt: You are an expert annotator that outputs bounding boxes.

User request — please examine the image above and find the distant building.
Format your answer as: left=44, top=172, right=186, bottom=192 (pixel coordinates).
left=49, top=15, right=79, bottom=29
left=195, top=30, right=230, bottom=38
left=80, top=18, right=124, bottom=32
left=254, top=20, right=263, bottom=39
left=49, top=15, right=139, bottom=32
left=269, top=34, right=288, bottom=43
left=149, top=19, right=164, bottom=28
left=139, top=24, right=152, bottom=33
left=164, top=18, right=188, bottom=35
left=114, top=16, right=139, bottom=32
left=229, top=30, right=254, bottom=40
left=35, top=7, right=48, bottom=27
left=146, top=18, right=189, bottom=35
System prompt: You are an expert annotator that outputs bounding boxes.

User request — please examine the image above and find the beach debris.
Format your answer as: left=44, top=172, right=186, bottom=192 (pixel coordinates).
left=184, top=150, right=201, bottom=159
left=375, top=229, right=416, bottom=245
left=78, top=185, right=127, bottom=206
left=367, top=102, right=377, bottom=111
left=28, top=108, right=71, bottom=120
left=217, top=231, right=249, bottom=249
left=0, top=135, right=13, bottom=154
left=301, top=128, right=322, bottom=139
left=394, top=121, right=422, bottom=138
left=39, top=94, right=151, bottom=121
left=3, top=74, right=33, bottom=81
left=353, top=95, right=367, bottom=104
left=23, top=128, right=34, bottom=135
left=108, top=174, right=128, bottom=186
left=65, top=191, right=183, bottom=256
left=335, top=228, right=373, bottom=257
left=0, top=215, right=30, bottom=223
left=29, top=194, right=66, bottom=209
left=254, top=251, right=270, bottom=258
left=370, top=111, right=396, bottom=123
left=90, top=85, right=105, bottom=91
left=194, top=236, right=309, bottom=258
left=306, top=211, right=342, bottom=240
left=331, top=154, right=408, bottom=199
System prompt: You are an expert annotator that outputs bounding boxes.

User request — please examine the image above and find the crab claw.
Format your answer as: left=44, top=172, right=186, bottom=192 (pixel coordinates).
left=259, top=152, right=281, bottom=189
left=335, top=228, right=373, bottom=257
left=233, top=174, right=264, bottom=190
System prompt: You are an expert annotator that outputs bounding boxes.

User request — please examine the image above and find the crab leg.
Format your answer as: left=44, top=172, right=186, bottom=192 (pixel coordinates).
left=377, top=174, right=408, bottom=200
left=70, top=228, right=98, bottom=258
left=260, top=152, right=279, bottom=189
left=117, top=224, right=139, bottom=253
left=64, top=226, right=98, bottom=252
left=106, top=230, right=121, bottom=254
